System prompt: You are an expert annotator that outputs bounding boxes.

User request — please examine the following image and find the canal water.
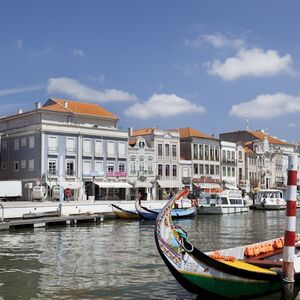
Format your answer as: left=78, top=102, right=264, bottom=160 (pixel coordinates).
left=0, top=210, right=300, bottom=300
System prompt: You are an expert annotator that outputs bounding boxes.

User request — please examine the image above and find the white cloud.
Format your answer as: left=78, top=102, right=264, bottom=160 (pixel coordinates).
left=230, top=93, right=300, bottom=119
left=72, top=48, right=86, bottom=58
left=124, top=93, right=205, bottom=120
left=31, top=47, right=54, bottom=57
left=13, top=38, right=23, bottom=49
left=0, top=84, right=45, bottom=97
left=47, top=77, right=137, bottom=103
left=207, top=48, right=294, bottom=80
left=185, top=32, right=244, bottom=49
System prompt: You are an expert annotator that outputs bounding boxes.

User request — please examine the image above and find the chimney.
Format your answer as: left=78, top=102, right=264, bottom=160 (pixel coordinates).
left=17, top=109, right=23, bottom=114
left=64, top=101, right=68, bottom=108
left=128, top=127, right=133, bottom=137
left=35, top=102, right=41, bottom=110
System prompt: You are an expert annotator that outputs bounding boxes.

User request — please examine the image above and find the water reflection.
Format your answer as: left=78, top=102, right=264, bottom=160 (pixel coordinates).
left=0, top=210, right=299, bottom=299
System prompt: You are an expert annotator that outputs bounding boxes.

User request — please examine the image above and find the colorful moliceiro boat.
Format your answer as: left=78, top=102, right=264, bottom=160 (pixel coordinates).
left=197, top=189, right=248, bottom=214
left=135, top=198, right=197, bottom=220
left=155, top=189, right=300, bottom=299
left=252, top=189, right=286, bottom=210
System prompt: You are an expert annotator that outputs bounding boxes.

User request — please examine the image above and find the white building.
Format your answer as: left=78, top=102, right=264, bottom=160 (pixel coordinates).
left=220, top=141, right=237, bottom=189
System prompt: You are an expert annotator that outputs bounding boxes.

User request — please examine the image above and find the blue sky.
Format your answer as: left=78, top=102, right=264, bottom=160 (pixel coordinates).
left=1, top=1, right=300, bottom=142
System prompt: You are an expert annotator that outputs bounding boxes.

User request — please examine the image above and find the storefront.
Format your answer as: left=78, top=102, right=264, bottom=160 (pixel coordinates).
left=156, top=180, right=184, bottom=200
left=93, top=181, right=132, bottom=200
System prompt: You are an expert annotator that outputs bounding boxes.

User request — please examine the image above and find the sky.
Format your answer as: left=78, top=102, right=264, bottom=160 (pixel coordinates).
left=1, top=1, right=300, bottom=142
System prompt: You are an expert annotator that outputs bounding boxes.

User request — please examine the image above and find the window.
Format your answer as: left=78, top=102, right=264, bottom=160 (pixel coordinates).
left=239, top=168, right=242, bottom=180
left=49, top=136, right=58, bottom=152
left=222, top=150, right=226, bottom=161
left=83, top=160, right=91, bottom=175
left=1, top=162, right=7, bottom=170
left=215, top=165, right=220, bottom=175
left=95, top=140, right=103, bottom=156
left=172, top=165, right=177, bottom=177
left=199, top=145, right=204, bottom=160
left=193, top=144, right=198, bottom=160
left=2, top=140, right=7, bottom=150
left=227, top=167, right=231, bottom=177
left=199, top=164, right=204, bottom=175
left=158, top=164, right=163, bottom=176
left=232, top=151, right=235, bottom=161
left=172, top=145, right=177, bottom=158
left=29, top=159, right=34, bottom=171
left=48, top=160, right=57, bottom=176
left=21, top=160, right=26, bottom=169
left=238, top=151, right=243, bottom=161
left=95, top=161, right=103, bottom=175
left=139, top=157, right=145, bottom=172
left=210, top=165, right=214, bottom=175
left=29, top=136, right=35, bottom=149
left=107, top=141, right=115, bottom=156
left=107, top=162, right=114, bottom=172
left=194, top=164, right=199, bottom=174
left=227, top=151, right=231, bottom=161
left=158, top=144, right=163, bottom=157
left=205, top=164, right=209, bottom=175
left=223, top=166, right=226, bottom=176
left=118, top=141, right=126, bottom=157
left=83, top=139, right=91, bottom=155
left=14, top=161, right=19, bottom=172
left=14, top=139, right=19, bottom=151
left=165, top=164, right=170, bottom=177
left=148, top=157, right=153, bottom=173
left=119, top=162, right=125, bottom=172
left=215, top=148, right=219, bottom=161
left=232, top=167, right=236, bottom=177
left=66, top=137, right=76, bottom=153
left=21, top=137, right=27, bottom=147
left=210, top=146, right=214, bottom=161
left=165, top=144, right=170, bottom=157
left=66, top=160, right=75, bottom=176
left=130, top=158, right=136, bottom=173
left=205, top=145, right=209, bottom=160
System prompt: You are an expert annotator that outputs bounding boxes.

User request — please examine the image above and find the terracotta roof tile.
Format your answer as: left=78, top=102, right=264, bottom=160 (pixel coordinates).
left=248, top=130, right=289, bottom=145
left=179, top=127, right=216, bottom=140
left=131, top=128, right=155, bottom=136
left=41, top=98, right=118, bottom=120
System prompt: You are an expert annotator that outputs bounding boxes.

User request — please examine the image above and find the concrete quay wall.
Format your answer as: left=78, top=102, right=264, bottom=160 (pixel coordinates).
left=0, top=199, right=194, bottom=220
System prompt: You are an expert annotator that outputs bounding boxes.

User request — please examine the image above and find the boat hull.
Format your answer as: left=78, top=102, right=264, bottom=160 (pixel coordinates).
left=198, top=206, right=248, bottom=215
left=111, top=204, right=139, bottom=219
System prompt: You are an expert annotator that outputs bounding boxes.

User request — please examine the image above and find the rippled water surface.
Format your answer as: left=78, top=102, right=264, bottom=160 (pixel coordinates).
left=0, top=210, right=300, bottom=300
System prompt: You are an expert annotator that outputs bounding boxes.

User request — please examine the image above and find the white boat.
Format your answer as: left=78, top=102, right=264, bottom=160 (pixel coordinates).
left=252, top=189, right=286, bottom=210
left=197, top=189, right=249, bottom=214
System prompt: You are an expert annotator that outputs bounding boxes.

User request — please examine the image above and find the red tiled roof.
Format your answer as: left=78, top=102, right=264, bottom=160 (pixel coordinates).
left=179, top=127, right=216, bottom=140
left=131, top=128, right=155, bottom=136
left=41, top=98, right=118, bottom=120
left=247, top=130, right=289, bottom=145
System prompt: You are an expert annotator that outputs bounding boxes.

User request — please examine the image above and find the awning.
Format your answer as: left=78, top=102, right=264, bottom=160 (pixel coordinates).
left=46, top=181, right=82, bottom=189
left=94, top=181, right=133, bottom=188
left=194, top=183, right=220, bottom=189
left=157, top=180, right=184, bottom=188
left=62, top=181, right=82, bottom=189
left=134, top=181, right=152, bottom=188
left=225, top=183, right=238, bottom=190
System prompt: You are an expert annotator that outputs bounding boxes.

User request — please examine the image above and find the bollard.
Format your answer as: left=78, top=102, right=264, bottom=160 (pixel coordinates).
left=282, top=154, right=298, bottom=299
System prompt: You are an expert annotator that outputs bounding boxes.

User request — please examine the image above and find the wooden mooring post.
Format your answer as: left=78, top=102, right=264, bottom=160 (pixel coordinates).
left=283, top=154, right=298, bottom=299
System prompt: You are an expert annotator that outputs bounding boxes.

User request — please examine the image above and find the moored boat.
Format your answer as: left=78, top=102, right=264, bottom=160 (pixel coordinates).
left=135, top=197, right=197, bottom=220
left=155, top=188, right=300, bottom=299
left=197, top=189, right=248, bottom=214
left=111, top=204, right=139, bottom=219
left=251, top=189, right=286, bottom=210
